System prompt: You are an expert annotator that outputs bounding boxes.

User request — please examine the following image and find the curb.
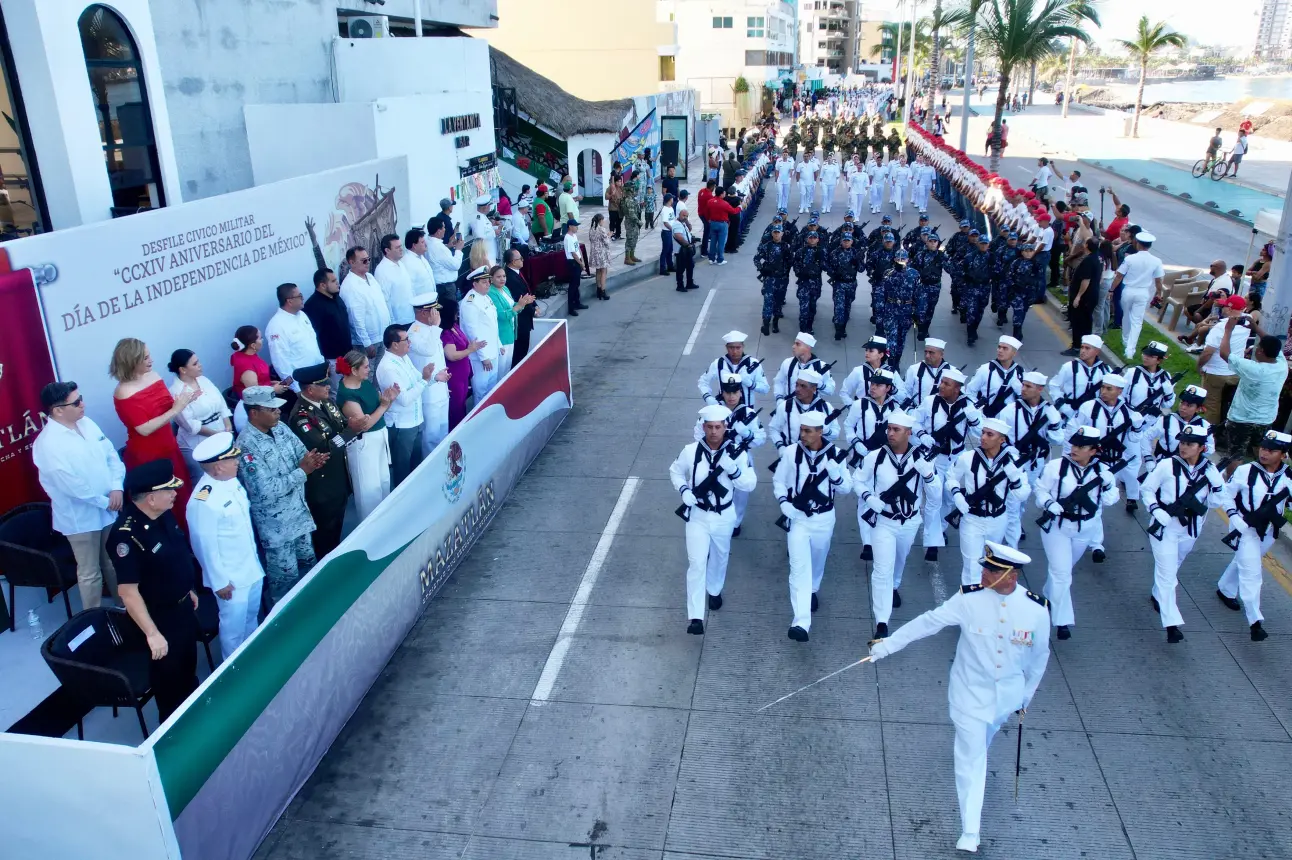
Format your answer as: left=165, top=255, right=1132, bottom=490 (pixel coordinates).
left=1076, top=158, right=1256, bottom=228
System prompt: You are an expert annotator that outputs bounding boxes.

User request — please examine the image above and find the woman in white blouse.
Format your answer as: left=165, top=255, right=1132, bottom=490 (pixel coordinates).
left=168, top=348, right=232, bottom=480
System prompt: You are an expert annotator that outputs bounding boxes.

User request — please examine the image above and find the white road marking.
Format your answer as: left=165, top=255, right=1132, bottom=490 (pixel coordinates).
left=682, top=288, right=718, bottom=355
left=530, top=476, right=641, bottom=703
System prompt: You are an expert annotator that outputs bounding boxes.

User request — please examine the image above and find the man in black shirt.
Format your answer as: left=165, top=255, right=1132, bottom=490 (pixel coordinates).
left=302, top=268, right=351, bottom=395
left=111, top=459, right=200, bottom=722
left=427, top=197, right=455, bottom=241
left=661, top=165, right=680, bottom=202
left=1064, top=238, right=1102, bottom=354
left=503, top=249, right=538, bottom=363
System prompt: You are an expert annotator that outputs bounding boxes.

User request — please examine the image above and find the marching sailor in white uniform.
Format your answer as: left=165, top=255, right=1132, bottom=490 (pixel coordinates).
left=1033, top=425, right=1120, bottom=639
left=1122, top=340, right=1177, bottom=464
left=670, top=404, right=758, bottom=634
left=1140, top=425, right=1234, bottom=643
left=839, top=334, right=891, bottom=405
left=998, top=371, right=1064, bottom=546
left=869, top=542, right=1051, bottom=854
left=965, top=335, right=1023, bottom=419
left=1216, top=430, right=1292, bottom=641
left=698, top=330, right=770, bottom=406
left=1139, top=384, right=1214, bottom=477
left=914, top=367, right=982, bottom=558
left=692, top=375, right=765, bottom=536
left=1048, top=335, right=1110, bottom=421
left=945, top=418, right=1031, bottom=584
left=844, top=368, right=900, bottom=559
left=899, top=337, right=949, bottom=411
left=855, top=410, right=935, bottom=637
left=773, top=332, right=837, bottom=400
left=773, top=410, right=852, bottom=641
left=770, top=369, right=841, bottom=449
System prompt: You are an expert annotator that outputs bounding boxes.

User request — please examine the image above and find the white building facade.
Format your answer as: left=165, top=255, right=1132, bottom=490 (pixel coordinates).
left=661, top=0, right=798, bottom=121
left=1255, top=0, right=1292, bottom=61
left=0, top=0, right=499, bottom=238
left=799, top=0, right=862, bottom=74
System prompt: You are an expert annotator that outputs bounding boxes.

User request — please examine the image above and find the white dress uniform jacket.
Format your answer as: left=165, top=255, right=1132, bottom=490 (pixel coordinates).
left=843, top=396, right=897, bottom=463
left=1066, top=399, right=1145, bottom=498
left=899, top=360, right=948, bottom=410
left=998, top=398, right=1065, bottom=545
left=460, top=288, right=501, bottom=400
left=264, top=307, right=324, bottom=392
left=839, top=361, right=888, bottom=405
left=946, top=448, right=1031, bottom=583
left=915, top=393, right=983, bottom=548
left=374, top=256, right=416, bottom=325
left=32, top=417, right=125, bottom=535
left=465, top=211, right=497, bottom=265
left=669, top=438, right=759, bottom=621
left=769, top=396, right=840, bottom=449
left=407, top=320, right=451, bottom=456
left=1219, top=462, right=1292, bottom=625
left=698, top=355, right=770, bottom=405
left=773, top=442, right=852, bottom=632
left=774, top=356, right=837, bottom=399
left=340, top=271, right=392, bottom=349
left=870, top=582, right=1051, bottom=840
left=1123, top=365, right=1176, bottom=417
left=186, top=474, right=265, bottom=657
left=1047, top=357, right=1109, bottom=419
left=856, top=444, right=934, bottom=623
left=966, top=360, right=1023, bottom=419
left=1142, top=412, right=1214, bottom=467
left=1033, top=456, right=1120, bottom=626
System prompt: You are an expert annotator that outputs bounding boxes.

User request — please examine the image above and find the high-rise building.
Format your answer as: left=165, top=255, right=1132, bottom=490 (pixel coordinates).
left=1255, top=0, right=1292, bottom=60
left=798, top=0, right=862, bottom=73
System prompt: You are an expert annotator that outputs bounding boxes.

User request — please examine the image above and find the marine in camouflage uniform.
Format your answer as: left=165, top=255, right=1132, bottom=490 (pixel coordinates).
left=235, top=386, right=317, bottom=599
left=620, top=182, right=642, bottom=262
left=755, top=222, right=794, bottom=334
left=944, top=220, right=975, bottom=316
left=1004, top=243, right=1044, bottom=341
left=288, top=362, right=355, bottom=559
left=991, top=233, right=1021, bottom=325
left=876, top=250, right=922, bottom=368
left=866, top=232, right=898, bottom=326
left=826, top=229, right=865, bottom=339
left=961, top=232, right=993, bottom=346
left=886, top=129, right=902, bottom=161
left=792, top=227, right=828, bottom=334
left=911, top=232, right=955, bottom=340
left=784, top=126, right=801, bottom=159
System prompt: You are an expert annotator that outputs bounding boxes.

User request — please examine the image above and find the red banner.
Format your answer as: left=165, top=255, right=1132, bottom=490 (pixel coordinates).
left=0, top=267, right=56, bottom=510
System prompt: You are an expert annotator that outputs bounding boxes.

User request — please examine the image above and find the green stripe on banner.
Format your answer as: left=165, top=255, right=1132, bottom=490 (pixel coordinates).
left=151, top=541, right=411, bottom=818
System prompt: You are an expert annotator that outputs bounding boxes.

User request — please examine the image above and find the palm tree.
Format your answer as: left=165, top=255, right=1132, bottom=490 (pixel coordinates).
left=976, top=0, right=1098, bottom=171
left=870, top=20, right=932, bottom=64
left=1116, top=16, right=1188, bottom=137
left=923, top=0, right=967, bottom=127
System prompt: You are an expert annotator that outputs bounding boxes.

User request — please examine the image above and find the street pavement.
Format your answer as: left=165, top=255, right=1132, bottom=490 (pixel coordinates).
left=256, top=175, right=1292, bottom=860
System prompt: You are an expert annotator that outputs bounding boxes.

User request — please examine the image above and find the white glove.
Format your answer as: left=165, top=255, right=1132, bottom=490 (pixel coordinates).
left=825, top=458, right=844, bottom=480
left=1003, top=459, right=1023, bottom=481
left=953, top=493, right=970, bottom=515
left=718, top=452, right=742, bottom=475
left=919, top=432, right=936, bottom=449
left=779, top=500, right=798, bottom=521
left=1047, top=501, right=1064, bottom=516
left=681, top=489, right=697, bottom=507
left=866, top=492, right=886, bottom=513
left=1152, top=508, right=1170, bottom=527
left=913, top=457, right=935, bottom=478
left=740, top=424, right=755, bottom=440
left=1230, top=513, right=1248, bottom=532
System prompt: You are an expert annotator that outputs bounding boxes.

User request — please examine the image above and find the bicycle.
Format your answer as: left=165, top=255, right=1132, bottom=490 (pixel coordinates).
left=1191, top=150, right=1229, bottom=180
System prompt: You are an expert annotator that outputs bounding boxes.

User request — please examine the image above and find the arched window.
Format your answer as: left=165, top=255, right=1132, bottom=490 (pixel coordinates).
left=79, top=5, right=164, bottom=214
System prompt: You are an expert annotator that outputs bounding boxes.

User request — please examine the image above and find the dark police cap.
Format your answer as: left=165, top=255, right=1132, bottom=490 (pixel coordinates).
left=295, top=362, right=330, bottom=387
left=125, top=459, right=184, bottom=495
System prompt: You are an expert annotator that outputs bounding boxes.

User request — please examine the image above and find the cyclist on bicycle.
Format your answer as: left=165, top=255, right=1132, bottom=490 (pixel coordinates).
left=1228, top=129, right=1249, bottom=177
left=1205, top=127, right=1223, bottom=166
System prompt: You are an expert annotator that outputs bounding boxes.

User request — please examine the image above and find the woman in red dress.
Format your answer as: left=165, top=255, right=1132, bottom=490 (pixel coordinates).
left=111, top=338, right=197, bottom=527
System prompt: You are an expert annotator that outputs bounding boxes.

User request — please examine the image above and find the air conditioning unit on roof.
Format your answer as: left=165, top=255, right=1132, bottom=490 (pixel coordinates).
left=348, top=15, right=389, bottom=38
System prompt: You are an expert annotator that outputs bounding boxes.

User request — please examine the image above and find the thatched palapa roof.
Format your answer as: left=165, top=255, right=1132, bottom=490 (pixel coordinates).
left=489, top=46, right=632, bottom=139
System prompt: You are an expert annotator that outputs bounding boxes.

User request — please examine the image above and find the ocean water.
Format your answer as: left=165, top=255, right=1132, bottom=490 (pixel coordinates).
left=1097, top=76, right=1292, bottom=105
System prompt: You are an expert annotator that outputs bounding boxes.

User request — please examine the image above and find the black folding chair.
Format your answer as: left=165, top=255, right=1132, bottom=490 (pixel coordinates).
left=41, top=607, right=155, bottom=739
left=0, top=503, right=79, bottom=631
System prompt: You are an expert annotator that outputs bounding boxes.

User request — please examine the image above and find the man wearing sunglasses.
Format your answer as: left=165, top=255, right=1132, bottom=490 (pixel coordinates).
left=32, top=381, right=127, bottom=610
left=340, top=245, right=392, bottom=369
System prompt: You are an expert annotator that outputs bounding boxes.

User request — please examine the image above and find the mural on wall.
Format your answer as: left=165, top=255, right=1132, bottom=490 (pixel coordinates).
left=498, top=122, right=569, bottom=184
left=305, top=176, right=398, bottom=282
left=613, top=109, right=658, bottom=167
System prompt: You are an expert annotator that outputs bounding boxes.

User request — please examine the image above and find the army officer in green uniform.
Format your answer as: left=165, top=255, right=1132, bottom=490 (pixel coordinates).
left=290, top=362, right=355, bottom=558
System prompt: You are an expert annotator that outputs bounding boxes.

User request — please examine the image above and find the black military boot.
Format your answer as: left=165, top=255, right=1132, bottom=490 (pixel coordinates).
left=761, top=318, right=771, bottom=336
left=772, top=316, right=781, bottom=333
left=834, top=324, right=845, bottom=341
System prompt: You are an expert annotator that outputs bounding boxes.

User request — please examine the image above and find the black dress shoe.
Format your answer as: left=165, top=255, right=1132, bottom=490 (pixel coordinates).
left=732, top=526, right=742, bottom=537
left=1150, top=595, right=1161, bottom=613
left=892, top=589, right=902, bottom=608
left=1166, top=625, right=1184, bottom=643
left=676, top=286, right=688, bottom=293
left=1019, top=530, right=1027, bottom=543
left=687, top=619, right=704, bottom=635
left=708, top=593, right=723, bottom=610
left=811, top=593, right=820, bottom=612
left=1092, top=549, right=1105, bottom=563
left=575, top=302, right=591, bottom=310
left=925, top=547, right=939, bottom=561
left=687, top=283, right=700, bottom=290
left=1125, top=499, right=1138, bottom=513
left=1251, top=621, right=1269, bottom=641
left=568, top=309, right=579, bottom=317
left=875, top=622, right=889, bottom=638
left=1216, top=589, right=1241, bottom=611
left=1060, top=347, right=1080, bottom=357
left=860, top=544, right=873, bottom=561
left=1056, top=625, right=1071, bottom=640
left=788, top=625, right=809, bottom=642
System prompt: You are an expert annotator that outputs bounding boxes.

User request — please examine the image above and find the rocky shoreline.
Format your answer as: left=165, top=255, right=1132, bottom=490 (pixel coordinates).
left=1074, top=88, right=1292, bottom=142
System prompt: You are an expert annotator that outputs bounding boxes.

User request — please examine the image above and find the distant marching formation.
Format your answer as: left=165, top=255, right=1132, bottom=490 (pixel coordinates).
left=669, top=326, right=1289, bottom=853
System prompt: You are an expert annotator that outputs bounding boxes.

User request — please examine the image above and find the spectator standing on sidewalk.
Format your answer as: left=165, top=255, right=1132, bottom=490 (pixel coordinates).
left=1065, top=238, right=1102, bottom=354
left=606, top=174, right=624, bottom=240
left=1109, top=231, right=1164, bottom=359
left=1197, top=296, right=1254, bottom=432
left=659, top=193, right=676, bottom=275
left=1217, top=316, right=1287, bottom=469
left=588, top=213, right=611, bottom=299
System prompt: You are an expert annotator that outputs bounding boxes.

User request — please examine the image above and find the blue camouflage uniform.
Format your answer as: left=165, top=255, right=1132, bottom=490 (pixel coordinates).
left=1004, top=250, right=1044, bottom=340
left=792, top=231, right=828, bottom=332
left=990, top=238, right=1019, bottom=322
left=826, top=235, right=864, bottom=335
left=755, top=233, right=794, bottom=328
left=902, top=218, right=930, bottom=255
left=877, top=256, right=921, bottom=367
left=866, top=238, right=897, bottom=324
left=912, top=241, right=953, bottom=338
left=944, top=225, right=973, bottom=314
left=961, top=240, right=993, bottom=344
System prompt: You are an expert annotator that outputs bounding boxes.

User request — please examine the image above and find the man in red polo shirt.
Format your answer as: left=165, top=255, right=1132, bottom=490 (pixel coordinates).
left=1103, top=188, right=1129, bottom=241
left=697, top=179, right=717, bottom=263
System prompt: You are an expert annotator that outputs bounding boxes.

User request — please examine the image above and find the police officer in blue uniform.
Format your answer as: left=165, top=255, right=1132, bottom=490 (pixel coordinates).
left=827, top=227, right=864, bottom=340
left=111, top=459, right=201, bottom=723
left=755, top=220, right=794, bottom=335
left=912, top=229, right=953, bottom=341
left=877, top=249, right=922, bottom=368
left=961, top=231, right=992, bottom=347
left=792, top=224, right=828, bottom=334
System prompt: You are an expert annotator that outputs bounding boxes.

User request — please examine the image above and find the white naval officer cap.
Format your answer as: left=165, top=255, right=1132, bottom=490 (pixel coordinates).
left=797, top=368, right=824, bottom=386
left=942, top=367, right=967, bottom=385
left=887, top=410, right=916, bottom=428
left=1023, top=371, right=1048, bottom=386
left=467, top=265, right=491, bottom=281
left=979, top=541, right=1031, bottom=571
left=1070, top=425, right=1103, bottom=446
left=193, top=431, right=240, bottom=464
left=474, top=193, right=492, bottom=206
left=980, top=417, right=1011, bottom=438
left=924, top=337, right=947, bottom=350
left=1101, top=373, right=1127, bottom=389
left=1261, top=430, right=1292, bottom=450
left=1081, top=334, right=1104, bottom=350
left=1143, top=340, right=1169, bottom=357
left=794, top=331, right=818, bottom=348
left=998, top=335, right=1022, bottom=351
left=412, top=292, right=441, bottom=309
left=864, top=334, right=889, bottom=351
left=699, top=404, right=733, bottom=423
left=798, top=410, right=827, bottom=428
left=1179, top=425, right=1208, bottom=444
left=1137, top=231, right=1157, bottom=244
left=722, top=330, right=748, bottom=344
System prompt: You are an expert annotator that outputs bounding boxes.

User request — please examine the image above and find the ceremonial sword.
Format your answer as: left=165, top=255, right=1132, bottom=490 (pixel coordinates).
left=755, top=655, right=874, bottom=712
